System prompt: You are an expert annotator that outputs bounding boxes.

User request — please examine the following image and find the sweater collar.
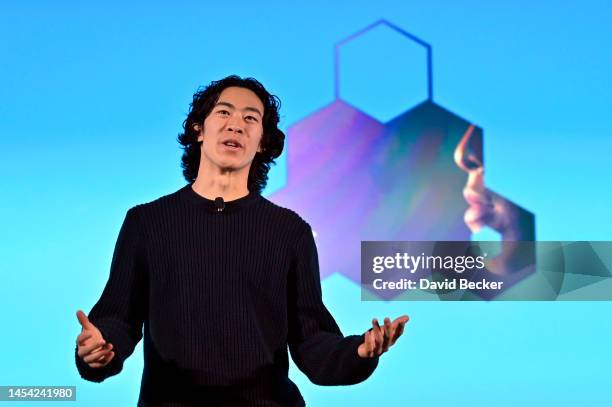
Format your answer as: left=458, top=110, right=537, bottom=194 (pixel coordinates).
left=180, top=183, right=261, bottom=213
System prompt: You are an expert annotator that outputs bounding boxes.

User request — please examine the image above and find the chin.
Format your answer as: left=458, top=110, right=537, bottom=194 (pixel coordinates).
left=210, top=154, right=253, bottom=173
left=218, top=161, right=250, bottom=172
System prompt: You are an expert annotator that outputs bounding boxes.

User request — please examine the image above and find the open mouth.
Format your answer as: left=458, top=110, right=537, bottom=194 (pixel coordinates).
left=221, top=139, right=242, bottom=149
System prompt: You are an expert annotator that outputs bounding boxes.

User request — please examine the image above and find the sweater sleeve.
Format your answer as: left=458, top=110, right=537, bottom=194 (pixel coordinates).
left=287, top=223, right=379, bottom=386
left=75, top=206, right=148, bottom=382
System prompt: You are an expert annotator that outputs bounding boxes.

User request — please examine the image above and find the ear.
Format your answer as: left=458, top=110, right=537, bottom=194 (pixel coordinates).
left=193, top=123, right=203, bottom=142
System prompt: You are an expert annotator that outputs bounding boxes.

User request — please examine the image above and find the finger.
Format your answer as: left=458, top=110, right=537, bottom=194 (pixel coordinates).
left=393, top=315, right=409, bottom=325
left=89, top=351, right=115, bottom=368
left=83, top=343, right=113, bottom=362
left=95, top=350, right=112, bottom=363
left=76, top=331, right=93, bottom=346
left=371, top=318, right=380, bottom=332
left=377, top=327, right=385, bottom=355
left=387, top=324, right=397, bottom=348
left=388, top=316, right=402, bottom=341
left=389, top=316, right=409, bottom=345
left=76, top=310, right=94, bottom=330
left=382, top=317, right=392, bottom=352
left=94, top=344, right=113, bottom=358
left=368, top=330, right=375, bottom=358
left=372, top=318, right=384, bottom=340
left=83, top=347, right=113, bottom=363
left=78, top=343, right=105, bottom=359
left=78, top=338, right=105, bottom=354
left=83, top=342, right=113, bottom=363
left=370, top=319, right=380, bottom=355
left=364, top=331, right=370, bottom=358
left=89, top=351, right=113, bottom=365
left=372, top=330, right=381, bottom=357
left=392, top=321, right=406, bottom=344
left=371, top=319, right=384, bottom=355
left=77, top=339, right=106, bottom=357
left=105, top=351, right=116, bottom=365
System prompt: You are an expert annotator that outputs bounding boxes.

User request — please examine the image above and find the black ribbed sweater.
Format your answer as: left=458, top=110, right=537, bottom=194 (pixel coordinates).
left=75, top=184, right=378, bottom=406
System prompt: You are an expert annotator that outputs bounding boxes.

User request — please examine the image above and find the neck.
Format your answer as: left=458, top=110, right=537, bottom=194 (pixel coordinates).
left=192, top=162, right=251, bottom=201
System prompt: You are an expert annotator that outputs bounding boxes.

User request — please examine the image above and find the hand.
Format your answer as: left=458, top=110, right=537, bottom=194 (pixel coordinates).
left=76, top=310, right=115, bottom=368
left=357, top=315, right=409, bottom=358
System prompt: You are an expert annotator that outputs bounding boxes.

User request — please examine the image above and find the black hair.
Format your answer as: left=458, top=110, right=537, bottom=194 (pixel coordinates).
left=177, top=75, right=285, bottom=193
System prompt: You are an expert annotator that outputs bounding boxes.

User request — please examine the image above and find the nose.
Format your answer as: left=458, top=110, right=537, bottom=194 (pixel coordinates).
left=226, top=113, right=244, bottom=134
left=454, top=124, right=485, bottom=192
left=454, top=124, right=483, bottom=172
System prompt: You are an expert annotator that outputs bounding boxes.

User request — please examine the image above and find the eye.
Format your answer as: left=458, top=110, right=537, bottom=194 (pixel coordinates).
left=245, top=115, right=259, bottom=123
left=217, top=109, right=230, bottom=116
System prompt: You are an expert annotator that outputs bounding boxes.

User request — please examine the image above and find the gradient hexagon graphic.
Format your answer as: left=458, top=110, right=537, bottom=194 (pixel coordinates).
left=269, top=21, right=538, bottom=300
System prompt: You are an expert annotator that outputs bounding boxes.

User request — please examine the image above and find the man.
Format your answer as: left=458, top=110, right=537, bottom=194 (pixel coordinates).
left=75, top=75, right=408, bottom=406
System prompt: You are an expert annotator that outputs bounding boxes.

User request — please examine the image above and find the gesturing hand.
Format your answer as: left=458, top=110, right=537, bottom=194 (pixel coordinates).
left=76, top=310, right=115, bottom=368
left=358, top=315, right=409, bottom=358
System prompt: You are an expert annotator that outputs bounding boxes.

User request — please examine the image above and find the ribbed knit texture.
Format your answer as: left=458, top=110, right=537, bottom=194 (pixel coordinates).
left=75, top=184, right=378, bottom=406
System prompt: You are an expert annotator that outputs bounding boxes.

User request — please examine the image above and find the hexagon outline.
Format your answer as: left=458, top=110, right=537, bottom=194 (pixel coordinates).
left=334, top=19, right=433, bottom=102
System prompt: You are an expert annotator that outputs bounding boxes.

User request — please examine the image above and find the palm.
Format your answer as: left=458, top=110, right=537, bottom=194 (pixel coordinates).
left=357, top=315, right=408, bottom=358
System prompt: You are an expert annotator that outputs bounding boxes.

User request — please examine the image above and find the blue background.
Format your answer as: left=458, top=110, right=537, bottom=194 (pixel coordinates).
left=1, top=1, right=611, bottom=405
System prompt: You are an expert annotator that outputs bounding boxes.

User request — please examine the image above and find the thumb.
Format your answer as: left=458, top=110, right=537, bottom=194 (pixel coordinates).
left=76, top=310, right=94, bottom=330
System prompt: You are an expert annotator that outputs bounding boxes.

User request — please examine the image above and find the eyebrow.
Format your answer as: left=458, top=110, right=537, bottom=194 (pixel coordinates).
left=215, top=101, right=262, bottom=117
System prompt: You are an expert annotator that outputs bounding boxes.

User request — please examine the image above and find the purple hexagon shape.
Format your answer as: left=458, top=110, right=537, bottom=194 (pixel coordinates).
left=336, top=20, right=432, bottom=123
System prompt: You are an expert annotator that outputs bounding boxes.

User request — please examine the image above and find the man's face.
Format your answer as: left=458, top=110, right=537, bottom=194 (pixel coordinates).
left=197, top=86, right=264, bottom=173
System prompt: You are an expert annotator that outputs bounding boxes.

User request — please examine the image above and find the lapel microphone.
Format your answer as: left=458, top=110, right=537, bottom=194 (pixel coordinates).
left=214, top=197, right=225, bottom=212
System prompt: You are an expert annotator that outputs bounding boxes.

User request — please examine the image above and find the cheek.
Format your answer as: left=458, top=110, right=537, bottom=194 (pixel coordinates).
left=253, top=136, right=264, bottom=154
left=200, top=137, right=217, bottom=157
left=253, top=129, right=264, bottom=148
